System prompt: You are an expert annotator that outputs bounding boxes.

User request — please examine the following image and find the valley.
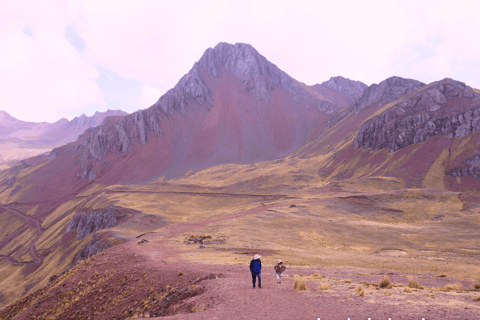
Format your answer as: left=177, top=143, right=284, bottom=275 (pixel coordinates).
left=1, top=42, right=480, bottom=319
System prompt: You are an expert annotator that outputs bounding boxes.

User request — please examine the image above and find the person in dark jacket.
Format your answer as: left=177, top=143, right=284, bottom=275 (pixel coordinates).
left=250, top=254, right=262, bottom=288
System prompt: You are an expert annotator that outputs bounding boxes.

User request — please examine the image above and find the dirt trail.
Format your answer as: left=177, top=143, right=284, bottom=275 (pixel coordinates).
left=0, top=206, right=44, bottom=265
left=106, top=189, right=291, bottom=200
left=129, top=203, right=480, bottom=320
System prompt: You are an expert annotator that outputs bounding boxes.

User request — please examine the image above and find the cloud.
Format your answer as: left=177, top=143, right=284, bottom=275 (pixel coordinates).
left=0, top=0, right=103, bottom=122
left=137, top=85, right=162, bottom=110
left=2, top=0, right=480, bottom=122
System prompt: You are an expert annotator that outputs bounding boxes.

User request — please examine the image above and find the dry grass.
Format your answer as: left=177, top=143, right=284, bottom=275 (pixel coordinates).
left=473, top=295, right=480, bottom=301
left=404, top=287, right=413, bottom=293
left=191, top=306, right=204, bottom=312
left=408, top=276, right=420, bottom=288
left=355, top=286, right=365, bottom=296
left=471, top=282, right=480, bottom=290
left=318, top=283, right=329, bottom=290
left=379, top=276, right=391, bottom=288
left=444, top=283, right=463, bottom=291
left=294, top=277, right=306, bottom=291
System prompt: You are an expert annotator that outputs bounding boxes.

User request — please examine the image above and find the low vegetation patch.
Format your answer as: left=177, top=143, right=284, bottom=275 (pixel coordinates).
left=184, top=234, right=213, bottom=244
left=318, top=283, right=329, bottom=290
left=355, top=286, right=365, bottom=296
left=408, top=276, right=420, bottom=289
left=379, top=276, right=392, bottom=288
left=294, top=277, right=306, bottom=291
left=471, top=282, right=480, bottom=290
left=443, top=283, right=463, bottom=291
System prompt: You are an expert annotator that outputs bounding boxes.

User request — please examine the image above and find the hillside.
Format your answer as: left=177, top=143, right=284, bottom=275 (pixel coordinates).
left=1, top=43, right=480, bottom=318
left=0, top=110, right=127, bottom=169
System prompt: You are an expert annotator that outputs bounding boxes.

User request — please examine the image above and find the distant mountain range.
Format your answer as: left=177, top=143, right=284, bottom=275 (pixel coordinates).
left=0, top=109, right=127, bottom=168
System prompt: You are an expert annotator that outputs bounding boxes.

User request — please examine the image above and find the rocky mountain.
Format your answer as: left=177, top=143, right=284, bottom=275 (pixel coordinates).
left=311, top=76, right=367, bottom=108
left=353, top=78, right=480, bottom=152
left=67, top=42, right=366, bottom=183
left=297, top=76, right=480, bottom=190
left=0, top=109, right=127, bottom=169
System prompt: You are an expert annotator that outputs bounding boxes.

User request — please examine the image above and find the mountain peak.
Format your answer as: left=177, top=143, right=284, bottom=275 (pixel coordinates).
left=0, top=110, right=18, bottom=123
left=353, top=76, right=426, bottom=114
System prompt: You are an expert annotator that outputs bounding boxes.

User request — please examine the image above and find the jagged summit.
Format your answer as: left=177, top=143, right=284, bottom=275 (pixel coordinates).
left=353, top=76, right=426, bottom=114
left=312, top=76, right=367, bottom=108
left=155, top=42, right=333, bottom=116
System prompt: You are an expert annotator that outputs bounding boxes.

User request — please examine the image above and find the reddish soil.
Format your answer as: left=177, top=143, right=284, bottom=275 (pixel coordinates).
left=2, top=203, right=480, bottom=320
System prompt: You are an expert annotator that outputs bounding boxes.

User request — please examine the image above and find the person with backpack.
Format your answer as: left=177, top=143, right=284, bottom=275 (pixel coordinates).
left=250, top=254, right=262, bottom=288
left=274, top=260, right=286, bottom=284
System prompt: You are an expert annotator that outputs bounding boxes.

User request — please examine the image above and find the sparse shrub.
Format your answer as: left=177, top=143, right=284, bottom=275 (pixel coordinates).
left=444, top=283, right=463, bottom=291
left=438, top=274, right=447, bottom=277
left=294, top=277, right=306, bottom=291
left=178, top=271, right=184, bottom=276
left=379, top=276, right=390, bottom=288
left=471, top=282, right=480, bottom=290
left=319, top=283, right=329, bottom=290
left=355, top=286, right=365, bottom=296
left=408, top=277, right=420, bottom=288
left=192, top=306, right=204, bottom=312
left=473, top=295, right=480, bottom=301
left=404, top=287, right=413, bottom=293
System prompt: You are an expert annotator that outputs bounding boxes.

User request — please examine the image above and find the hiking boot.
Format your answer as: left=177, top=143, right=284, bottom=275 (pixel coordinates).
left=253, top=285, right=255, bottom=288
left=258, top=286, right=262, bottom=288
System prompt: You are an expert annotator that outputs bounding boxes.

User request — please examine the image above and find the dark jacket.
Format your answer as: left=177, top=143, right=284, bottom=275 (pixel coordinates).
left=274, top=263, right=286, bottom=274
left=250, top=259, right=262, bottom=273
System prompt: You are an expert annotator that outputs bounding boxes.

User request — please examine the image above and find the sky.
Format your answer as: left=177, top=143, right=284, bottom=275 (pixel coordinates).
left=1, top=0, right=480, bottom=123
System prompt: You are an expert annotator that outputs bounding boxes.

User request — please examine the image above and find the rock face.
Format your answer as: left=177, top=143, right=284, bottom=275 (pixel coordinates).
left=353, top=78, right=480, bottom=152
left=71, top=233, right=114, bottom=265
left=448, top=153, right=480, bottom=180
left=326, top=76, right=423, bottom=128
left=353, top=76, right=426, bottom=115
left=312, top=76, right=367, bottom=108
left=71, top=42, right=361, bottom=182
left=66, top=206, right=129, bottom=240
left=65, top=110, right=128, bottom=130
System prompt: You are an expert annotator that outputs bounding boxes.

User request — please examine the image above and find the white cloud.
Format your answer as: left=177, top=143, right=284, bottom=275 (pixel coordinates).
left=0, top=0, right=103, bottom=122
left=137, top=84, right=162, bottom=109
left=2, top=0, right=480, bottom=122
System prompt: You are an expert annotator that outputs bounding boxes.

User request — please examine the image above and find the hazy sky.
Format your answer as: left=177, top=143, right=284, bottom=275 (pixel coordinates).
left=1, top=0, right=480, bottom=122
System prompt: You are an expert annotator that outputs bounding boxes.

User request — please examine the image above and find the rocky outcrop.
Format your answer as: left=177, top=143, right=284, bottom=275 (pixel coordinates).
left=312, top=76, right=367, bottom=108
left=325, top=76, right=423, bottom=128
left=72, top=233, right=115, bottom=265
left=448, top=153, right=480, bottom=180
left=197, top=42, right=331, bottom=110
left=65, top=109, right=127, bottom=130
left=66, top=206, right=129, bottom=240
left=353, top=76, right=426, bottom=115
left=353, top=79, right=480, bottom=152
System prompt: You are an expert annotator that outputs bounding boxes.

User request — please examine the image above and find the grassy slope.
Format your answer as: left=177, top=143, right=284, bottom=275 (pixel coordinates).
left=1, top=84, right=480, bottom=309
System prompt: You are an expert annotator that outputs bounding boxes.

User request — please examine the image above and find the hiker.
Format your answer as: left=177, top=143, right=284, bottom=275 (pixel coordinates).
left=250, top=254, right=262, bottom=288
left=274, top=260, right=286, bottom=284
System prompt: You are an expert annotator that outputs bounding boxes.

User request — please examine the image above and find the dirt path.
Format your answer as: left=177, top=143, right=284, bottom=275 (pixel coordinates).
left=128, top=203, right=480, bottom=320
left=106, top=189, right=292, bottom=201
left=0, top=206, right=44, bottom=265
